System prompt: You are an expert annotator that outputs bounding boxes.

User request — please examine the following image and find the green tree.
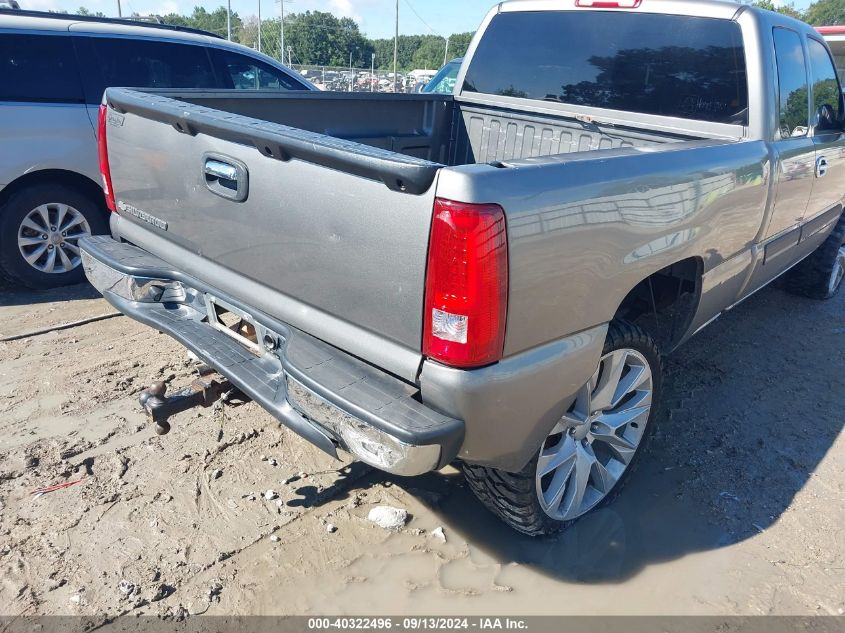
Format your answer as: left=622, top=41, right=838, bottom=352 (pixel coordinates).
left=74, top=4, right=475, bottom=71
left=283, top=11, right=372, bottom=66
left=447, top=32, right=475, bottom=60
left=781, top=84, right=809, bottom=135
left=196, top=6, right=242, bottom=39
left=372, top=32, right=474, bottom=72
left=53, top=6, right=104, bottom=15
left=161, top=7, right=242, bottom=40
left=372, top=35, right=430, bottom=70
left=753, top=0, right=804, bottom=20
left=160, top=12, right=190, bottom=27
left=805, top=0, right=845, bottom=25
left=371, top=38, right=398, bottom=69
left=411, top=35, right=449, bottom=70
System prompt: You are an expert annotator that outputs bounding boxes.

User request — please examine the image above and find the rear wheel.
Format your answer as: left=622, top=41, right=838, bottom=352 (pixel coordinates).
left=782, top=211, right=845, bottom=300
left=463, top=321, right=662, bottom=536
left=0, top=184, right=107, bottom=289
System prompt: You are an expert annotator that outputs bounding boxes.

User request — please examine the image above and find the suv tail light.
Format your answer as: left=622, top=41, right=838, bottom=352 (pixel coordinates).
left=423, top=198, right=508, bottom=369
left=97, top=104, right=116, bottom=212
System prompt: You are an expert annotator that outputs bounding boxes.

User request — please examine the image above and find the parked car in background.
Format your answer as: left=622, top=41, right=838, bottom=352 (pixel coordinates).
left=408, top=68, right=436, bottom=93
left=84, top=1, right=845, bottom=535
left=0, top=10, right=314, bottom=289
left=423, top=58, right=463, bottom=94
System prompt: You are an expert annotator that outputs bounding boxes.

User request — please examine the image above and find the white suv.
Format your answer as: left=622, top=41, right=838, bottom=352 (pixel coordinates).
left=0, top=10, right=314, bottom=288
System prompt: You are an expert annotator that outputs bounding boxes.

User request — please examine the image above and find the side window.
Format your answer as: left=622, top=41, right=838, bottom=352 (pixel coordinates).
left=211, top=49, right=306, bottom=91
left=77, top=37, right=217, bottom=103
left=807, top=38, right=844, bottom=132
left=773, top=28, right=809, bottom=139
left=0, top=34, right=84, bottom=103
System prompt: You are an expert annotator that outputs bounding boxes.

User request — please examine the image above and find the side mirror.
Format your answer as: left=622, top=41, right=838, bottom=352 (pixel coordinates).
left=815, top=104, right=839, bottom=131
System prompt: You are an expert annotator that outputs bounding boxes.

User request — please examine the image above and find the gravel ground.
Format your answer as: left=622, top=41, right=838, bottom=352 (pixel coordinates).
left=0, top=279, right=843, bottom=618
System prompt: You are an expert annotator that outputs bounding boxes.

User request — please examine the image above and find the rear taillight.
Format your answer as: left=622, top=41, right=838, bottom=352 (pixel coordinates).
left=575, top=0, right=641, bottom=7
left=97, top=104, right=116, bottom=212
left=423, top=198, right=508, bottom=369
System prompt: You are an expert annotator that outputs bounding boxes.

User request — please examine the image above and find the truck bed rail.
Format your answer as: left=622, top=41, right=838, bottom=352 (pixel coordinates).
left=105, top=88, right=444, bottom=195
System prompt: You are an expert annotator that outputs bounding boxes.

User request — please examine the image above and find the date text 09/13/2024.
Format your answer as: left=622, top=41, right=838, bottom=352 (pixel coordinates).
left=307, top=618, right=528, bottom=630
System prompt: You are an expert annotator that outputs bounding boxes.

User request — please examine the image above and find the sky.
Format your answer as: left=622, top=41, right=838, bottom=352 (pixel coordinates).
left=21, top=0, right=496, bottom=38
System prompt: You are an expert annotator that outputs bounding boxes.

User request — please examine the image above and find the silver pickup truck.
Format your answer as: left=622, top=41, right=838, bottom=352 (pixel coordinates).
left=81, top=0, right=845, bottom=536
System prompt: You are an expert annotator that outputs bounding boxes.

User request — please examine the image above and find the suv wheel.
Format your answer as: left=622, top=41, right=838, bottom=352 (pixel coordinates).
left=463, top=321, right=662, bottom=536
left=782, top=211, right=845, bottom=300
left=0, top=184, right=107, bottom=289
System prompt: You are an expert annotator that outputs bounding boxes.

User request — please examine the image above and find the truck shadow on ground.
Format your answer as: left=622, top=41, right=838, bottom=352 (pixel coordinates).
left=0, top=279, right=100, bottom=307
left=378, top=285, right=845, bottom=584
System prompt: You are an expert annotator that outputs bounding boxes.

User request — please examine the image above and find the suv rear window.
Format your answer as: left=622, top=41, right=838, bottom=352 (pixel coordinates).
left=0, top=34, right=84, bottom=103
left=462, top=11, right=748, bottom=125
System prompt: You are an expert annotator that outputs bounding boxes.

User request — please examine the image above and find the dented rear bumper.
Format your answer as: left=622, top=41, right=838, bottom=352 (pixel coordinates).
left=79, top=235, right=463, bottom=476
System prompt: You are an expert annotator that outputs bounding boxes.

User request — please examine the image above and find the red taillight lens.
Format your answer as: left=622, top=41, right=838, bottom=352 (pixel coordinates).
left=423, top=198, right=508, bottom=369
left=575, top=0, right=641, bottom=7
left=97, top=104, right=116, bottom=212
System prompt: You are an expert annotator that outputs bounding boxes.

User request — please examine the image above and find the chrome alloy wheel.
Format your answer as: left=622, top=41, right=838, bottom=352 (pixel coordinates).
left=828, top=246, right=845, bottom=297
left=536, top=348, right=654, bottom=522
left=17, top=203, right=91, bottom=274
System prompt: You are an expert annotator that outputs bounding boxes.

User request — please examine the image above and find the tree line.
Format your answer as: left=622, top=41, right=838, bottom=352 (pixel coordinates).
left=66, top=0, right=845, bottom=70
left=752, top=0, right=845, bottom=25
left=73, top=6, right=474, bottom=71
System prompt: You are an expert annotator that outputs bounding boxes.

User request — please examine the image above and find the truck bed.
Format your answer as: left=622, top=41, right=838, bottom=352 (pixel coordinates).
left=113, top=89, right=694, bottom=170
left=101, top=88, right=732, bottom=382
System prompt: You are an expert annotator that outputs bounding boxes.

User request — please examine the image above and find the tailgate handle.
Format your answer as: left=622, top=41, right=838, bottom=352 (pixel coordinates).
left=203, top=154, right=248, bottom=202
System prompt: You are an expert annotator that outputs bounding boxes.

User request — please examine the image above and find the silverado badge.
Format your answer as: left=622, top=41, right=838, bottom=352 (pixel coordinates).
left=116, top=201, right=168, bottom=231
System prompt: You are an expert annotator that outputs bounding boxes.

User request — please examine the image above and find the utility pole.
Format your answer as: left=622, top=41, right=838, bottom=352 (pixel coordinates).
left=443, top=35, right=450, bottom=65
left=226, top=0, right=231, bottom=40
left=393, top=0, right=398, bottom=93
left=116, top=0, right=122, bottom=17
left=349, top=49, right=354, bottom=93
left=280, top=0, right=285, bottom=64
left=287, top=45, right=292, bottom=67
left=371, top=52, right=375, bottom=93
left=257, top=0, right=261, bottom=52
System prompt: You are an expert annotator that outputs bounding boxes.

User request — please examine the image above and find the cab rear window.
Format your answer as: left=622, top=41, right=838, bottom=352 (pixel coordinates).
left=462, top=11, right=748, bottom=125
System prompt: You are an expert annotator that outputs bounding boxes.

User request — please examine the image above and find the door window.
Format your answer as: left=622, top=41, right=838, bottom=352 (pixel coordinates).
left=773, top=28, right=810, bottom=139
left=77, top=37, right=217, bottom=103
left=211, top=49, right=306, bottom=90
left=0, top=34, right=84, bottom=102
left=807, top=38, right=844, bottom=131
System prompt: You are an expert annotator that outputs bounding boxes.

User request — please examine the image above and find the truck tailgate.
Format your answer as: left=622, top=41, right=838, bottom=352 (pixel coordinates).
left=102, top=89, right=443, bottom=381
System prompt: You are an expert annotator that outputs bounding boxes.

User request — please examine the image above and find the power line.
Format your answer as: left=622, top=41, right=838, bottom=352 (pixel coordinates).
left=402, top=0, right=441, bottom=37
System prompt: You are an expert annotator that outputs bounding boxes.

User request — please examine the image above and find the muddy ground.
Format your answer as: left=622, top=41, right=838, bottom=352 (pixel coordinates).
left=0, top=279, right=843, bottom=618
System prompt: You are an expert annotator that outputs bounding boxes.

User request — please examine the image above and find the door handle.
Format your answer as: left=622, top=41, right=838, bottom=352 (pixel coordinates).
left=205, top=160, right=238, bottom=181
left=202, top=153, right=249, bottom=202
left=816, top=156, right=829, bottom=178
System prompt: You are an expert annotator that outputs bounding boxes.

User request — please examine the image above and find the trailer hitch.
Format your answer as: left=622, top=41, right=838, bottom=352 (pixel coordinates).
left=139, top=372, right=236, bottom=435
